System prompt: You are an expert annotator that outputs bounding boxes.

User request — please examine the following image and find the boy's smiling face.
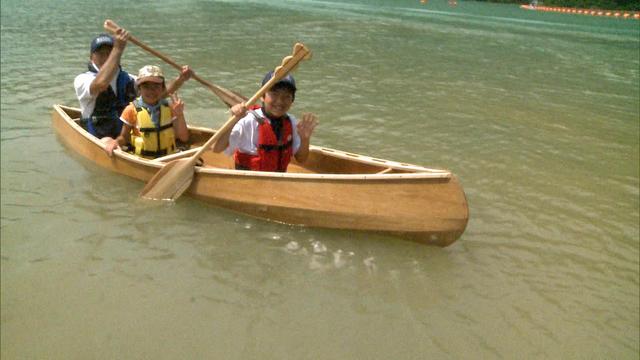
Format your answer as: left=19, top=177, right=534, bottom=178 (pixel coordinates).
left=138, top=81, right=164, bottom=105
left=262, top=87, right=294, bottom=118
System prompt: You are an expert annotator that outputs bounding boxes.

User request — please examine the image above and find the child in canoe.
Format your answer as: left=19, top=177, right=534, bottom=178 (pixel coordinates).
left=213, top=71, right=318, bottom=172
left=105, top=64, right=192, bottom=158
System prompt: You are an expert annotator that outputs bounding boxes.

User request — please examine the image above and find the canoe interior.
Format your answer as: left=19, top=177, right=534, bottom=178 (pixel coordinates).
left=61, top=106, right=437, bottom=176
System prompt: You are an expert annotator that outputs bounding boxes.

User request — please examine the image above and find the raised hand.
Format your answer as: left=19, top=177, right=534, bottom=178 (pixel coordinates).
left=113, top=28, right=130, bottom=51
left=165, top=66, right=193, bottom=96
left=297, top=112, right=318, bottom=140
left=230, top=102, right=248, bottom=118
left=178, top=65, right=193, bottom=82
left=170, top=93, right=184, bottom=116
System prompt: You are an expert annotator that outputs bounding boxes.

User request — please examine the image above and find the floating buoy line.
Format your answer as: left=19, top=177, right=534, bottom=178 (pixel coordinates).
left=520, top=5, right=640, bottom=19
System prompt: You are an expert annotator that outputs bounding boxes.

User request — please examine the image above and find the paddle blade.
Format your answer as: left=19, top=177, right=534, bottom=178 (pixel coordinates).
left=140, top=158, right=197, bottom=201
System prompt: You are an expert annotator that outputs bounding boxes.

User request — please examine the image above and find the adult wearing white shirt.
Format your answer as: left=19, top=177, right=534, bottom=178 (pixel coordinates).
left=214, top=71, right=318, bottom=172
left=73, top=29, right=136, bottom=140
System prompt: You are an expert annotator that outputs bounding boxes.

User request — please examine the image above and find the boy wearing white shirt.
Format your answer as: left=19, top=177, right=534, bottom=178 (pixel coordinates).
left=215, top=71, right=318, bottom=172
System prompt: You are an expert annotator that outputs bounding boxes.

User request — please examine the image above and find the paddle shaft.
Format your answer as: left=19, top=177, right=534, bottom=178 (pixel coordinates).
left=103, top=19, right=242, bottom=105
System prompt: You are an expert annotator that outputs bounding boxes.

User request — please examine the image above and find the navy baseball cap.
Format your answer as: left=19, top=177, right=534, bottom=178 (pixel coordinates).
left=262, top=71, right=296, bottom=91
left=90, top=34, right=114, bottom=53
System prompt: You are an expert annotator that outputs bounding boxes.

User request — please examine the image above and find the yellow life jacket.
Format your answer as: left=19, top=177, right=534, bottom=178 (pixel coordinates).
left=130, top=98, right=176, bottom=158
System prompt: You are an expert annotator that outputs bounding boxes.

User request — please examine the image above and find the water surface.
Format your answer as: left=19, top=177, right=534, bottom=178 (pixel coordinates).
left=1, top=0, right=638, bottom=358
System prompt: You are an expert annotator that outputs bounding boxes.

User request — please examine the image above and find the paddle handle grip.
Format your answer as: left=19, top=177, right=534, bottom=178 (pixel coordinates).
left=191, top=43, right=311, bottom=162
left=103, top=19, right=243, bottom=106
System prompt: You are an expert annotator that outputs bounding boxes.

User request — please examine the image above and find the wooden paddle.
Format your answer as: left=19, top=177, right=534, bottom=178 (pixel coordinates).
left=139, top=43, right=312, bottom=201
left=103, top=19, right=246, bottom=107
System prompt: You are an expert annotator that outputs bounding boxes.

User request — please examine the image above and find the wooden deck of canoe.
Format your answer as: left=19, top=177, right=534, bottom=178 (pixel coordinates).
left=52, top=104, right=469, bottom=246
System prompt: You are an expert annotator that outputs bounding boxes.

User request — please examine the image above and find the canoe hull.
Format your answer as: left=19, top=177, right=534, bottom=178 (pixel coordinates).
left=190, top=173, right=467, bottom=246
left=52, top=104, right=468, bottom=246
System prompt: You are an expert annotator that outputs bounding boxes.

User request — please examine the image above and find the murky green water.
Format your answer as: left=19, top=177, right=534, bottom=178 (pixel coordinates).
left=2, top=0, right=638, bottom=358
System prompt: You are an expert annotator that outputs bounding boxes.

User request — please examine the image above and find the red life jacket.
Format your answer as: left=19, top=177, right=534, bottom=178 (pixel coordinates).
left=234, top=110, right=294, bottom=172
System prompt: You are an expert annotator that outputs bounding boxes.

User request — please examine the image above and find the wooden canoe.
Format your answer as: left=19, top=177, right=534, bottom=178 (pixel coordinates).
left=52, top=104, right=469, bottom=246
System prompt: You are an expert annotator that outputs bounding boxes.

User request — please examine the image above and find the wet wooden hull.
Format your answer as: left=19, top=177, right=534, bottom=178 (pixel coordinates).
left=52, top=104, right=469, bottom=246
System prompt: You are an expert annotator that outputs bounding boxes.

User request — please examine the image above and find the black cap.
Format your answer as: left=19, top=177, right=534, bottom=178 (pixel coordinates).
left=261, top=70, right=297, bottom=91
left=90, top=34, right=114, bottom=53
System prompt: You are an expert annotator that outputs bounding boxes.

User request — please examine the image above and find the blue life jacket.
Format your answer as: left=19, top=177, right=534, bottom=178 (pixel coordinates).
left=84, top=63, right=136, bottom=138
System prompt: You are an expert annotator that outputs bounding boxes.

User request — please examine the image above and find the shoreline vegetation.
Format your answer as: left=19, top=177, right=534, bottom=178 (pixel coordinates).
left=475, top=0, right=640, bottom=11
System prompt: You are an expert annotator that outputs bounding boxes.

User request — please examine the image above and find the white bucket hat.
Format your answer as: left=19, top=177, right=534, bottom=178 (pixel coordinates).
left=136, top=65, right=165, bottom=86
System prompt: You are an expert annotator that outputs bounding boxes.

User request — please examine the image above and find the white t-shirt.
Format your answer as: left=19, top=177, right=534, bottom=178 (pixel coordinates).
left=73, top=63, right=135, bottom=118
left=224, top=108, right=301, bottom=156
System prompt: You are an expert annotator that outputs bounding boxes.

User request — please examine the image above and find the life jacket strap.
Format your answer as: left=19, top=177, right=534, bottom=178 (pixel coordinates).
left=141, top=149, right=166, bottom=157
left=258, top=140, right=293, bottom=152
left=140, top=145, right=174, bottom=158
left=234, top=163, right=252, bottom=171
left=139, top=123, right=173, bottom=132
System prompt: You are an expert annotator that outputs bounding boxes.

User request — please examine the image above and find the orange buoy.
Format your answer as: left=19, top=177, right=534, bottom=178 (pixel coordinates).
left=521, top=4, right=639, bottom=19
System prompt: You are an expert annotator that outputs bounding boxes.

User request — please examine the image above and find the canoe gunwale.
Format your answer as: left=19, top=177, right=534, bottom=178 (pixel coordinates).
left=310, top=146, right=449, bottom=174
left=194, top=166, right=451, bottom=180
